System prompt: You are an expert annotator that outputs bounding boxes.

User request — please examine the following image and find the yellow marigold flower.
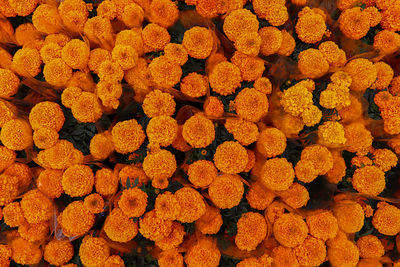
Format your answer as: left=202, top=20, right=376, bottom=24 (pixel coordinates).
left=380, top=2, right=400, bottom=31
left=298, top=48, right=329, bottom=79
left=88, top=48, right=111, bottom=74
left=44, top=240, right=74, bottom=267
left=147, top=116, right=178, bottom=147
left=154, top=191, right=180, bottom=220
left=3, top=202, right=25, bottom=227
left=301, top=105, right=322, bottom=127
left=149, top=0, right=178, bottom=28
left=223, top=9, right=258, bottom=42
left=331, top=70, right=353, bottom=88
left=334, top=200, right=364, bottom=233
left=139, top=209, right=172, bottom=241
left=0, top=99, right=16, bottom=127
left=0, top=119, right=32, bottom=150
left=11, top=237, right=42, bottom=265
left=319, top=41, right=346, bottom=68
left=119, top=165, right=149, bottom=188
left=213, top=141, right=248, bottom=174
left=159, top=249, right=184, bottom=267
left=142, top=23, right=170, bottom=51
left=254, top=77, right=272, bottom=94
left=306, top=210, right=338, bottom=241
left=37, top=169, right=64, bottom=199
left=12, top=47, right=42, bottom=77
left=105, top=255, right=125, bottom=267
left=272, top=246, right=300, bottom=267
left=246, top=181, right=275, bottom=210
left=296, top=8, right=326, bottom=44
left=175, top=187, right=206, bottom=223
left=274, top=213, right=308, bottom=247
left=143, top=149, right=176, bottom=180
left=373, top=148, right=398, bottom=172
left=104, top=207, right=138, bottom=242
left=32, top=4, right=62, bottom=34
left=345, top=58, right=377, bottom=92
left=327, top=238, right=359, bottom=267
left=122, top=3, right=144, bottom=28
left=156, top=221, right=185, bottom=250
left=18, top=221, right=49, bottom=242
left=278, top=183, right=309, bottom=209
left=187, top=160, right=217, bottom=187
left=280, top=83, right=314, bottom=117
left=234, top=32, right=261, bottom=57
left=149, top=56, right=182, bottom=88
left=317, top=121, right=347, bottom=147
left=225, top=118, right=259, bottom=146
left=37, top=140, right=83, bottom=170
left=326, top=151, right=346, bottom=184
left=180, top=72, right=208, bottom=98
left=112, top=45, right=138, bottom=71
left=208, top=174, right=244, bottom=209
left=373, top=30, right=400, bottom=55
left=371, top=62, right=394, bottom=90
left=15, top=23, right=41, bottom=47
left=98, top=60, right=124, bottom=83
left=339, top=7, right=370, bottom=40
left=62, top=164, right=94, bottom=197
left=231, top=51, right=265, bottom=82
left=195, top=205, right=223, bottom=234
left=59, top=201, right=95, bottom=237
left=111, top=119, right=145, bottom=154
left=33, top=127, right=59, bottom=150
left=83, top=193, right=104, bottom=214
left=235, top=212, right=267, bottom=251
left=357, top=235, right=384, bottom=259
left=21, top=189, right=53, bottom=224
left=185, top=237, right=220, bottom=267
left=29, top=101, right=65, bottom=132
left=143, top=89, right=175, bottom=118
left=294, top=236, right=326, bottom=266
left=209, top=61, right=242, bottom=96
left=301, top=145, right=333, bottom=175
left=118, top=187, right=147, bottom=218
left=261, top=157, right=294, bottom=191
left=295, top=160, right=318, bottom=183
left=253, top=1, right=288, bottom=26
left=97, top=0, right=117, bottom=20
left=344, top=123, right=373, bottom=155
left=372, top=202, right=400, bottom=236
left=182, top=114, right=215, bottom=148
left=256, top=127, right=286, bottom=158
left=235, top=88, right=269, bottom=122
left=95, top=168, right=118, bottom=196
left=353, top=165, right=385, bottom=196
left=79, top=236, right=110, bottom=267
left=83, top=16, right=113, bottom=45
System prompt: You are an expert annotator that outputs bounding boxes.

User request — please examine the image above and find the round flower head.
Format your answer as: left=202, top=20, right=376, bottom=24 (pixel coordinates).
left=0, top=99, right=16, bottom=127
left=142, top=23, right=170, bottom=51
left=339, top=7, right=370, bottom=40
left=104, top=208, right=138, bottom=242
left=204, top=96, right=224, bottom=118
left=97, top=0, right=117, bottom=20
left=278, top=30, right=296, bottom=56
left=44, top=240, right=74, bottom=266
left=11, top=237, right=42, bottom=265
left=175, top=187, right=206, bottom=223
left=111, top=119, right=145, bottom=154
left=344, top=123, right=373, bottom=155
left=147, top=116, right=178, bottom=147
left=58, top=0, right=89, bottom=33
left=29, top=101, right=65, bottom=132
left=0, top=0, right=17, bottom=17
left=334, top=200, right=364, bottom=233
left=185, top=237, right=221, bottom=267
left=96, top=81, right=122, bottom=110
left=12, top=47, right=42, bottom=77
left=344, top=58, right=377, bottom=92
left=280, top=83, right=314, bottom=117
left=164, top=43, right=188, bottom=66
left=180, top=72, right=208, bottom=98
left=295, top=160, right=318, bottom=183
left=306, top=210, right=338, bottom=241
left=374, top=30, right=400, bottom=55
left=356, top=235, right=384, bottom=259
left=79, top=236, right=110, bottom=267
left=371, top=62, right=394, bottom=90
left=301, top=105, right=322, bottom=127
left=253, top=1, right=288, bottom=26
left=60, top=39, right=89, bottom=70
left=112, top=45, right=138, bottom=71
left=256, top=127, right=286, bottom=158
left=18, top=220, right=49, bottom=242
left=182, top=114, right=215, bottom=148
left=44, top=33, right=70, bottom=47
left=149, top=56, right=182, bottom=88
left=301, top=145, right=333, bottom=175
left=95, top=168, right=118, bottom=197
left=196, top=205, right=223, bottom=235
left=327, top=238, right=359, bottom=267
left=156, top=221, right=185, bottom=250
left=373, top=149, right=398, bottom=172
left=0, top=68, right=19, bottom=98
left=119, top=165, right=149, bottom=188
left=40, top=42, right=62, bottom=65
left=83, top=16, right=113, bottom=45
left=89, top=132, right=114, bottom=160
left=232, top=51, right=265, bottom=82
left=390, top=76, right=400, bottom=96
left=261, top=157, right=294, bottom=191
left=143, top=90, right=175, bottom=118
left=272, top=246, right=300, bottom=267
left=139, top=210, right=173, bottom=241
left=122, top=3, right=144, bottom=28
left=118, top=187, right=148, bottom=218
left=235, top=212, right=267, bottom=251
left=0, top=145, right=15, bottom=172
left=143, top=149, right=176, bottom=180
left=62, top=164, right=94, bottom=197
left=149, top=0, right=178, bottom=28
left=33, top=126, right=59, bottom=149
left=319, top=41, right=347, bottom=68
left=88, top=48, right=111, bottom=74
left=298, top=49, right=329, bottom=79
left=115, top=29, right=144, bottom=56
left=223, top=9, right=259, bottom=42
left=234, top=88, right=269, bottom=122
left=37, top=169, right=64, bottom=199
left=0, top=119, right=32, bottom=150
left=234, top=32, right=261, bottom=57
left=43, top=58, right=73, bottom=87
left=352, top=166, right=385, bottom=196
left=254, top=77, right=272, bottom=94
left=317, top=121, right=347, bottom=147
left=293, top=236, right=326, bottom=266
left=104, top=255, right=125, bottom=267
left=246, top=181, right=275, bottom=210
left=188, top=160, right=217, bottom=187
left=32, top=4, right=62, bottom=34
left=278, top=183, right=309, bottom=209
left=372, top=203, right=400, bottom=236
left=4, top=162, right=31, bottom=190
left=37, top=140, right=83, bottom=170
left=273, top=213, right=308, bottom=247
left=159, top=250, right=184, bottom=267
left=209, top=61, right=242, bottom=96
left=225, top=118, right=259, bottom=146
left=3, top=202, right=25, bottom=227
left=155, top=192, right=181, bottom=220
left=326, top=152, right=347, bottom=184
left=98, top=60, right=124, bottom=83
left=380, top=3, right=400, bottom=31
left=20, top=189, right=52, bottom=224
left=83, top=193, right=104, bottom=214
left=214, top=141, right=248, bottom=174
left=208, top=174, right=244, bottom=209
left=60, top=201, right=94, bottom=237
left=296, top=8, right=326, bottom=44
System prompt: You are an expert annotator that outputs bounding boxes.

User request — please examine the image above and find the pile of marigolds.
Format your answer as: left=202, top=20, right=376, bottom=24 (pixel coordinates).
left=1, top=0, right=400, bottom=266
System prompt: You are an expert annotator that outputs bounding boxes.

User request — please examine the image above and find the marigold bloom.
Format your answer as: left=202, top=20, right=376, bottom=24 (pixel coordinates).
left=339, top=7, right=370, bottom=40
left=149, top=0, right=178, bottom=28
left=231, top=51, right=265, bottom=81
left=37, top=140, right=83, bottom=170
left=352, top=166, right=385, bottom=196
left=327, top=239, right=359, bottom=267
left=209, top=61, right=242, bottom=96
left=301, top=145, right=333, bottom=175
left=111, top=119, right=145, bottom=154
left=180, top=72, right=208, bottom=98
left=356, top=235, right=384, bottom=259
left=149, top=56, right=182, bottom=88
left=334, top=200, right=364, bottom=233
left=204, top=96, right=224, bottom=118
left=62, top=164, right=94, bottom=197
left=0, top=99, right=16, bottom=127
left=154, top=192, right=180, bottom=221
left=11, top=237, right=42, bottom=265
left=294, top=160, right=318, bottom=183
left=272, top=246, right=300, bottom=267
left=273, top=213, right=308, bottom=248
left=44, top=240, right=74, bottom=266
left=380, top=2, right=400, bottom=31
left=79, top=236, right=110, bottom=267
left=234, top=32, right=261, bottom=57
left=182, top=114, right=215, bottom=148
left=317, top=121, right=347, bottom=148
left=345, top=58, right=377, bottom=92
left=32, top=4, right=62, bottom=34
left=59, top=201, right=95, bottom=237
left=373, top=30, right=400, bottom=55
left=195, top=205, right=223, bottom=235
left=33, top=127, right=58, bottom=150
left=96, top=81, right=122, bottom=110
left=306, top=210, right=338, bottom=241
left=40, top=42, right=63, bottom=66
left=254, top=77, right=272, bottom=95
left=12, top=47, right=42, bottom=77
left=21, top=189, right=53, bottom=224
left=293, top=236, right=326, bottom=266
left=185, top=237, right=221, bottom=267
left=3, top=202, right=25, bottom=227
left=15, top=23, right=41, bottom=48
left=208, top=174, right=244, bottom=209
left=83, top=16, right=113, bottom=45
left=142, top=23, right=170, bottom=51
left=143, top=149, right=177, bottom=180
left=118, top=187, right=147, bottom=218
left=122, top=3, right=144, bottom=28
left=97, top=0, right=117, bottom=20
left=104, top=255, right=125, bottom=267
left=253, top=2, right=288, bottom=26
left=344, top=123, right=373, bottom=155
left=18, top=220, right=49, bottom=242
left=256, top=127, right=286, bottom=158
left=278, top=183, right=309, bottom=209
left=225, top=118, right=259, bottom=146
left=213, top=141, right=248, bottom=174
left=273, top=114, right=305, bottom=137
left=298, top=48, right=329, bottom=79
left=301, top=105, right=322, bottom=127
left=44, top=58, right=73, bottom=86
left=98, top=60, right=124, bottom=83
left=147, top=116, right=178, bottom=147
left=112, top=45, right=138, bottom=71
left=235, top=212, right=267, bottom=251
left=373, top=148, right=398, bottom=172
left=390, top=76, right=400, bottom=96
left=352, top=156, right=373, bottom=168
left=88, top=132, right=113, bottom=160
left=280, top=83, right=314, bottom=117
left=296, top=8, right=326, bottom=44
left=235, top=88, right=268, bottom=122
left=174, top=187, right=206, bottom=223
left=326, top=152, right=346, bottom=184
left=118, top=165, right=149, bottom=188
left=115, top=29, right=144, bottom=56
left=0, top=0, right=17, bottom=17
left=319, top=41, right=347, bottom=68
left=371, top=62, right=394, bottom=91
left=29, top=101, right=65, bottom=132
left=261, top=157, right=294, bottom=191
left=95, top=168, right=118, bottom=197
left=37, top=169, right=64, bottom=199
left=0, top=119, right=32, bottom=150
left=372, top=203, right=400, bottom=236
left=139, top=210, right=172, bottom=241
left=246, top=181, right=275, bottom=210
left=3, top=163, right=30, bottom=191
left=223, top=9, right=259, bottom=42
left=87, top=49, right=111, bottom=74
left=83, top=193, right=104, bottom=214
left=187, top=160, right=217, bottom=187
left=159, top=250, right=184, bottom=267
left=104, top=208, right=138, bottom=242
left=142, top=89, right=175, bottom=118
left=156, top=221, right=185, bottom=250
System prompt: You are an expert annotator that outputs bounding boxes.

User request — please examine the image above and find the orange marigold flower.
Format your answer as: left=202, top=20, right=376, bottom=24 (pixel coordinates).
left=306, top=210, right=338, bottom=241
left=118, top=187, right=147, bottom=218
left=89, top=132, right=114, bottom=160
left=104, top=207, right=138, bottom=242
left=317, top=121, right=347, bottom=147
left=0, top=145, right=15, bottom=172
left=261, top=157, right=294, bottom=191
left=235, top=88, right=269, bottom=122
left=149, top=0, right=178, bottom=28
left=295, top=160, right=319, bottom=183
left=139, top=210, right=172, bottom=241
left=147, top=116, right=178, bottom=147
left=59, top=201, right=95, bottom=237
left=258, top=27, right=283, bottom=56
left=88, top=48, right=111, bottom=74
left=339, top=94, right=363, bottom=123
left=44, top=33, right=70, bottom=47
left=172, top=125, right=191, bottom=152
left=11, top=237, right=42, bottom=265
left=234, top=32, right=262, bottom=57
left=380, top=2, right=400, bottom=31
left=12, top=47, right=42, bottom=77
left=29, top=101, right=65, bottom=132
left=98, top=60, right=124, bottom=83
left=4, top=162, right=31, bottom=190
left=357, top=235, right=384, bottom=259
left=209, top=61, right=242, bottom=96
left=0, top=119, right=32, bottom=150
left=3, top=202, right=25, bottom=227
left=164, top=43, right=188, bottom=66
left=334, top=200, right=364, bottom=233
left=122, top=3, right=144, bottom=28
left=32, top=4, right=62, bottom=34
left=296, top=8, right=326, bottom=44
left=294, top=236, right=326, bottom=266
left=195, top=205, right=223, bottom=234
left=159, top=249, right=184, bottom=267
left=142, top=89, right=175, bottom=118
left=111, top=119, right=145, bottom=154
left=280, top=83, right=314, bottom=117
left=301, top=145, right=333, bottom=175
left=43, top=58, right=73, bottom=87
left=37, top=169, right=64, bottom=199
left=40, top=42, right=62, bottom=65
left=79, top=236, right=110, bottom=267
left=339, top=7, right=370, bottom=40
left=246, top=181, right=275, bottom=210
left=37, top=140, right=83, bottom=170
left=298, top=48, right=329, bottom=79
left=112, top=45, right=138, bottom=71
left=344, top=123, right=373, bottom=155
left=95, top=168, right=119, bottom=197
left=272, top=246, right=300, bottom=267
left=352, top=155, right=373, bottom=168
left=277, top=29, right=296, bottom=56
left=97, top=0, right=117, bottom=20
left=142, top=23, right=170, bottom=51
left=83, top=193, right=104, bottom=214
left=265, top=200, right=286, bottom=224
left=274, top=213, right=308, bottom=247
left=372, top=203, right=400, bottom=236
left=373, top=148, right=398, bottom=171
left=185, top=237, right=220, bottom=267
left=175, top=187, right=206, bottom=223
left=235, top=212, right=267, bottom=251
left=119, top=165, right=149, bottom=188
left=149, top=56, right=182, bottom=88
left=83, top=16, right=113, bottom=45
left=18, top=221, right=49, bottom=242
left=204, top=96, right=224, bottom=118
left=278, top=183, right=309, bottom=209
left=253, top=2, right=288, bottom=26
left=371, top=62, right=394, bottom=90
left=345, top=58, right=377, bottom=92
left=115, top=29, right=144, bottom=56
left=208, top=174, right=244, bottom=209
left=62, top=164, right=94, bottom=197
left=182, top=114, right=215, bottom=148
left=213, top=141, right=248, bottom=174
left=225, top=118, right=259, bottom=146
left=223, top=9, right=258, bottom=42
left=156, top=221, right=185, bottom=250
left=231, top=51, right=265, bottom=82
left=373, top=30, right=400, bottom=55
left=390, top=76, right=400, bottom=96
left=0, top=99, right=16, bottom=127
left=256, top=127, right=286, bottom=158
left=44, top=240, right=74, bottom=266
left=105, top=255, right=125, bottom=267
left=301, top=105, right=322, bottom=127
left=96, top=81, right=122, bottom=110
left=352, top=165, right=385, bottom=196
left=187, top=160, right=217, bottom=187
left=326, top=151, right=346, bottom=184
left=272, top=114, right=304, bottom=137
left=155, top=191, right=181, bottom=220
left=143, top=149, right=177, bottom=180
left=0, top=0, right=17, bottom=17
left=15, top=23, right=41, bottom=47
left=180, top=72, right=208, bottom=98
left=319, top=41, right=347, bottom=68
left=60, top=39, right=89, bottom=70
left=363, top=6, right=382, bottom=27
left=21, top=189, right=53, bottom=224
left=33, top=127, right=59, bottom=150
left=331, top=70, right=353, bottom=87
left=254, top=77, right=272, bottom=94
left=327, top=238, right=359, bottom=267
